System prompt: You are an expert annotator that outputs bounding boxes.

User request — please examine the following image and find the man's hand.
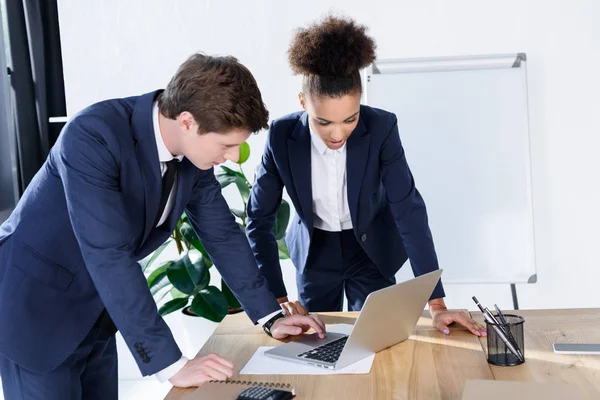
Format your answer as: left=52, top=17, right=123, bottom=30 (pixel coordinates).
left=169, top=354, right=234, bottom=388
left=429, top=298, right=487, bottom=337
left=277, top=296, right=308, bottom=316
left=269, top=314, right=326, bottom=340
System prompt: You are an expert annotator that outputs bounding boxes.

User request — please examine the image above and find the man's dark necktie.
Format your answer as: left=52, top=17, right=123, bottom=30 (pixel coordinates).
left=154, top=159, right=179, bottom=227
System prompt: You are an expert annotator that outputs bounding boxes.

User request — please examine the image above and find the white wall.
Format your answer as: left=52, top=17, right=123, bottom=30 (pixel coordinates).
left=57, top=0, right=600, bottom=314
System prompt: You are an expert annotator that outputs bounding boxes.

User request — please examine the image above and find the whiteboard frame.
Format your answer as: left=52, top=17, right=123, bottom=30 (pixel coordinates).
left=362, top=53, right=537, bottom=284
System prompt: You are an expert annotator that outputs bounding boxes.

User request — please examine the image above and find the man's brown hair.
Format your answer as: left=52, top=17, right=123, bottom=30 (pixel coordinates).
left=158, top=53, right=269, bottom=134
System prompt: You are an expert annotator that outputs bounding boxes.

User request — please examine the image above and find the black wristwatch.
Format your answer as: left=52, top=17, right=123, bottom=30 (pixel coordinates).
left=263, top=311, right=286, bottom=337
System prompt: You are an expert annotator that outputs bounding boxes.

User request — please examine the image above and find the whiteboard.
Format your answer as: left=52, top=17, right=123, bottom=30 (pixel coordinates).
left=365, top=54, right=536, bottom=284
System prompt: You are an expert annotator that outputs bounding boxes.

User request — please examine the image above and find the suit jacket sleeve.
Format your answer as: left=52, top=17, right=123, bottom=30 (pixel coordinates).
left=245, top=126, right=288, bottom=299
left=184, top=167, right=281, bottom=323
left=55, top=115, right=182, bottom=376
left=380, top=114, right=446, bottom=299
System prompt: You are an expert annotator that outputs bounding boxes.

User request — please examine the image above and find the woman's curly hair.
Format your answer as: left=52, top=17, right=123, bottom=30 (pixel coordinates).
left=288, top=15, right=376, bottom=97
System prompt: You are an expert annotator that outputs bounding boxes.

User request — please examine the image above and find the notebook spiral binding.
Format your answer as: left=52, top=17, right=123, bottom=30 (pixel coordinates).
left=208, top=380, right=292, bottom=389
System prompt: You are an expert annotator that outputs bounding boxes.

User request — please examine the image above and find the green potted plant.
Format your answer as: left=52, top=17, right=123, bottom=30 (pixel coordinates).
left=142, top=142, right=290, bottom=323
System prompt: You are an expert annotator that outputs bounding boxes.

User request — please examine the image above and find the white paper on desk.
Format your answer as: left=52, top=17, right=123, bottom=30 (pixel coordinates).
left=240, top=324, right=374, bottom=375
left=240, top=347, right=374, bottom=375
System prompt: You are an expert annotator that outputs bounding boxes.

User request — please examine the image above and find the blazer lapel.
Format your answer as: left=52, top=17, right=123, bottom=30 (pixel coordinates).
left=131, top=91, right=163, bottom=246
left=288, top=113, right=313, bottom=233
left=346, top=116, right=370, bottom=228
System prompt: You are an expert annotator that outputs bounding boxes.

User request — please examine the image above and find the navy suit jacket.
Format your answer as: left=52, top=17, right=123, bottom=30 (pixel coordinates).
left=0, top=90, right=279, bottom=375
left=246, top=105, right=445, bottom=300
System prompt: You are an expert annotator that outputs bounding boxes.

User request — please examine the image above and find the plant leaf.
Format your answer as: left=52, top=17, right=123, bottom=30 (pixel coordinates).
left=170, top=251, right=211, bottom=293
left=219, top=165, right=246, bottom=179
left=154, top=285, right=175, bottom=304
left=237, top=142, right=250, bottom=164
left=192, top=254, right=211, bottom=292
left=215, top=166, right=245, bottom=188
left=190, top=286, right=228, bottom=322
left=230, top=208, right=245, bottom=219
left=179, top=222, right=211, bottom=264
left=150, top=275, right=172, bottom=297
left=277, top=238, right=290, bottom=259
left=141, top=239, right=171, bottom=272
left=166, top=254, right=196, bottom=294
left=149, top=262, right=174, bottom=298
left=221, top=279, right=242, bottom=309
left=147, top=262, right=170, bottom=288
left=273, top=199, right=290, bottom=240
left=214, top=172, right=237, bottom=189
left=216, top=166, right=250, bottom=203
left=236, top=181, right=250, bottom=204
left=158, top=297, right=189, bottom=316
left=171, top=287, right=187, bottom=299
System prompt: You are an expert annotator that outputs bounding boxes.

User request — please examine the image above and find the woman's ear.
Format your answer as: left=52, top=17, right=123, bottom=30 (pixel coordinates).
left=298, top=92, right=307, bottom=110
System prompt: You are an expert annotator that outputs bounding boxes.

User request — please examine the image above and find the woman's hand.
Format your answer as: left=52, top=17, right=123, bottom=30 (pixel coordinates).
left=277, top=296, right=308, bottom=316
left=429, top=298, right=487, bottom=336
left=431, top=308, right=487, bottom=336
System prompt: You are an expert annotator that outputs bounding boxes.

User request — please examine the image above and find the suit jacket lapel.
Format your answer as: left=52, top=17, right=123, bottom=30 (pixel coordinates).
left=288, top=113, right=313, bottom=233
left=346, top=116, right=369, bottom=228
left=131, top=91, right=163, bottom=247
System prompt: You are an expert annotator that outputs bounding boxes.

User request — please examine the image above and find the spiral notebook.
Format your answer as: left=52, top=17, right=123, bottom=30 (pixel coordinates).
left=185, top=379, right=295, bottom=400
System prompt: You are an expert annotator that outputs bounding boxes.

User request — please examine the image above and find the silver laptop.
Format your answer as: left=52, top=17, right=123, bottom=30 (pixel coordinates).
left=264, top=269, right=443, bottom=370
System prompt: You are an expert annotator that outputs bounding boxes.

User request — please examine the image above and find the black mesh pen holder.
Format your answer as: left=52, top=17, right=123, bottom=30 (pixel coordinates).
left=486, top=314, right=525, bottom=366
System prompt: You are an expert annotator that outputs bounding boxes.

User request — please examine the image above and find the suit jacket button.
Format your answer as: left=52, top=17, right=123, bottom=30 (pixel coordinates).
left=361, top=233, right=367, bottom=242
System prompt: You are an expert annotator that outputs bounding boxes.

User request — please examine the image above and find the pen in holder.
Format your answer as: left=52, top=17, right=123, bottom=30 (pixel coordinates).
left=486, top=314, right=525, bottom=366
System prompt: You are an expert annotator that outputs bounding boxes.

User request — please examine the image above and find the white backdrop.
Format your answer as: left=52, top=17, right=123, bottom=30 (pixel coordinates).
left=57, top=0, right=600, bottom=313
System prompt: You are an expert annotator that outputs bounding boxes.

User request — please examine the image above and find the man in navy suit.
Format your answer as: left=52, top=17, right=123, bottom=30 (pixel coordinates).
left=0, top=53, right=324, bottom=399
left=246, top=16, right=486, bottom=337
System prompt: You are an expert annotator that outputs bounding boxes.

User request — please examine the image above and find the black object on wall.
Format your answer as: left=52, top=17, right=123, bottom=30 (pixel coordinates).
left=3, top=0, right=67, bottom=195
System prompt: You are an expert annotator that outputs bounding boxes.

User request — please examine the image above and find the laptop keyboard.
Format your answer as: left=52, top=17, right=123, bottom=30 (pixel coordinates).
left=298, top=336, right=348, bottom=364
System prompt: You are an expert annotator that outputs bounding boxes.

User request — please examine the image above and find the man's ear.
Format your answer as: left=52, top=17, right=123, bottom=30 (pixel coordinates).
left=177, top=111, right=196, bottom=133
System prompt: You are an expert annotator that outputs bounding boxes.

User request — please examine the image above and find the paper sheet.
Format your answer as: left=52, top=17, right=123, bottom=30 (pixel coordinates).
left=240, top=346, right=375, bottom=375
left=240, top=324, right=374, bottom=375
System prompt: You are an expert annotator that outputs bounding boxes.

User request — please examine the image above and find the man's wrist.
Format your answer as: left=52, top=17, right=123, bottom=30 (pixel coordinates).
left=257, top=310, right=282, bottom=326
left=262, top=311, right=286, bottom=337
left=155, top=355, right=188, bottom=383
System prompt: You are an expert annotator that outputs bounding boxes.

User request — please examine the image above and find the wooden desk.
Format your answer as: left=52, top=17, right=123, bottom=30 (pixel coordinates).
left=472, top=309, right=600, bottom=399
left=166, top=309, right=600, bottom=399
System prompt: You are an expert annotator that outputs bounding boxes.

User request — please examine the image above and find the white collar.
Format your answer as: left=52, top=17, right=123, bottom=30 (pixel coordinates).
left=153, top=101, right=184, bottom=163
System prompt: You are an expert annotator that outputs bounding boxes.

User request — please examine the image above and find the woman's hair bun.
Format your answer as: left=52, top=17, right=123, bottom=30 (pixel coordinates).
left=288, top=15, right=376, bottom=77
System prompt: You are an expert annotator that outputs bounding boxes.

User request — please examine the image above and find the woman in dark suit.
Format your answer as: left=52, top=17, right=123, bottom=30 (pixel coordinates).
left=247, top=16, right=486, bottom=337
